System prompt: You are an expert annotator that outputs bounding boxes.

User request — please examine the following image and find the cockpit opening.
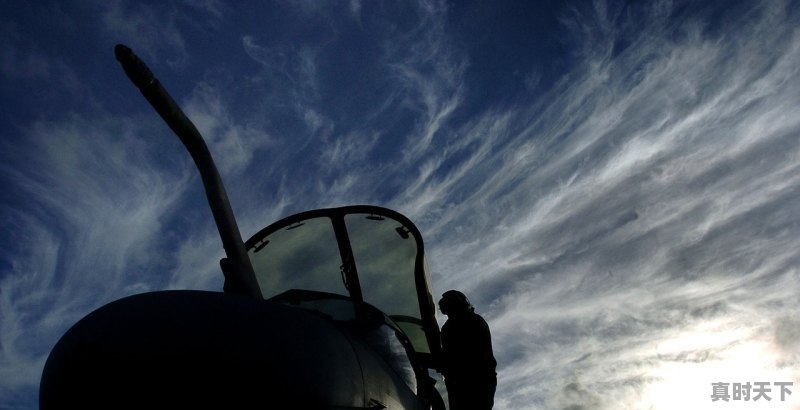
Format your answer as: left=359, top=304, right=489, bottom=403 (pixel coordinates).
left=244, top=206, right=440, bottom=361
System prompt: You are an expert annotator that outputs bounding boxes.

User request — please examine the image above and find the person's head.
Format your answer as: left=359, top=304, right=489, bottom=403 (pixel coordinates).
left=438, top=290, right=474, bottom=317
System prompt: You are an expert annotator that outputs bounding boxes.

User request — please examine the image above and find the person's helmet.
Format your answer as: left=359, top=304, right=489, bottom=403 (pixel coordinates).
left=438, top=290, right=474, bottom=315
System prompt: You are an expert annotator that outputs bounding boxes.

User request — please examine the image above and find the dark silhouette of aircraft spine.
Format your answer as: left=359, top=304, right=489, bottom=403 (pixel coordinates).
left=38, top=45, right=446, bottom=409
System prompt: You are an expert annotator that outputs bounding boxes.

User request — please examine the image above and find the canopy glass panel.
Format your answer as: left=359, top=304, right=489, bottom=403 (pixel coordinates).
left=244, top=206, right=439, bottom=356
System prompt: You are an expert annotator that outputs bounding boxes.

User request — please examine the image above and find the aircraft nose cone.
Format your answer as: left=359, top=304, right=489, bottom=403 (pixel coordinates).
left=40, top=290, right=364, bottom=408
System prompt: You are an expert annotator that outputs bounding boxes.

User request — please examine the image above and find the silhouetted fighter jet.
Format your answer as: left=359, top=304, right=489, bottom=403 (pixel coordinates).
left=39, top=45, right=446, bottom=410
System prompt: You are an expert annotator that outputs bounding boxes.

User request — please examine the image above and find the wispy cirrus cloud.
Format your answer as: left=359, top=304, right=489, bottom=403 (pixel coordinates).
left=394, top=1, right=800, bottom=408
left=0, top=113, right=190, bottom=400
left=236, top=1, right=468, bottom=213
left=100, top=0, right=191, bottom=66
left=2, top=1, right=798, bottom=408
left=217, top=1, right=796, bottom=409
left=182, top=81, right=274, bottom=175
left=0, top=27, right=83, bottom=99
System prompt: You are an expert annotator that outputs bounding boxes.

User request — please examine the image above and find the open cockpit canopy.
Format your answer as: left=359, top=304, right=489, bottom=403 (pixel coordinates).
left=244, top=205, right=440, bottom=360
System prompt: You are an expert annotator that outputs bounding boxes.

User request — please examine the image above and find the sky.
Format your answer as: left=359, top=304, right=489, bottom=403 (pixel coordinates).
left=1, top=0, right=799, bottom=408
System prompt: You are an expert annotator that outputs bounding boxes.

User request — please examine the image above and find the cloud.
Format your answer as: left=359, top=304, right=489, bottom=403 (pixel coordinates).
left=0, top=214, right=60, bottom=395
left=100, top=0, right=190, bottom=66
left=178, top=0, right=226, bottom=19
left=381, top=3, right=466, bottom=160
left=3, top=1, right=799, bottom=408
left=240, top=35, right=336, bottom=166
left=181, top=81, right=274, bottom=175
left=237, top=1, right=469, bottom=213
left=77, top=1, right=800, bottom=408
left=0, top=41, right=52, bottom=80
left=241, top=35, right=322, bottom=102
left=371, top=1, right=800, bottom=408
left=0, top=26, right=82, bottom=97
left=0, top=112, right=190, bottom=397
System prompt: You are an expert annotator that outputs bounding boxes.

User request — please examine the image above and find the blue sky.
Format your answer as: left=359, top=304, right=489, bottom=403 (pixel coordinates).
left=2, top=1, right=799, bottom=408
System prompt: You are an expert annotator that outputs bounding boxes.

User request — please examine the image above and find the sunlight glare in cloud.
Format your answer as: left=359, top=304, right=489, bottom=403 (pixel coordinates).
left=643, top=320, right=796, bottom=409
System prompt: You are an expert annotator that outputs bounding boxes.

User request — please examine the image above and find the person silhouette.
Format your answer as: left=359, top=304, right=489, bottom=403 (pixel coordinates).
left=438, top=290, right=497, bottom=409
